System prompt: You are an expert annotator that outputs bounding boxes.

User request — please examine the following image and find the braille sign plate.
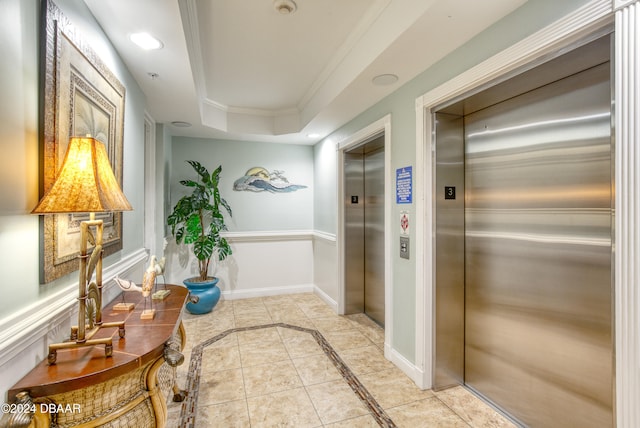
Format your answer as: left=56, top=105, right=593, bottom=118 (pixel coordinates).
left=396, top=167, right=412, bottom=204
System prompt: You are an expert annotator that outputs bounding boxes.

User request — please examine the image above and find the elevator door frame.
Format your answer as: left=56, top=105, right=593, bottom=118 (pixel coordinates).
left=344, top=143, right=386, bottom=325
left=337, top=115, right=392, bottom=353
left=414, top=22, right=615, bottom=393
left=423, top=33, right=616, bottom=420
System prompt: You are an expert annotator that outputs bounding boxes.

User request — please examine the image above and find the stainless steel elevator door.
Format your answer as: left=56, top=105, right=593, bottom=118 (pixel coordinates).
left=344, top=137, right=385, bottom=327
left=434, top=112, right=465, bottom=389
left=364, top=147, right=385, bottom=326
left=345, top=151, right=365, bottom=315
left=464, top=62, right=613, bottom=427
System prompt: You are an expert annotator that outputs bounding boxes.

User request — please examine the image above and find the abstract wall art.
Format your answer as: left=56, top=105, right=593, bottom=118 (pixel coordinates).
left=233, top=167, right=307, bottom=193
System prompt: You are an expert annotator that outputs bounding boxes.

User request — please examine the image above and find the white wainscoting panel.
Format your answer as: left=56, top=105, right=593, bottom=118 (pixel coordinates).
left=220, top=231, right=314, bottom=299
left=165, top=231, right=317, bottom=300
left=312, top=231, right=338, bottom=311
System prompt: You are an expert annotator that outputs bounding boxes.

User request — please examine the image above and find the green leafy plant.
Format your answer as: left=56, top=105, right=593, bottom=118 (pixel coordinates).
left=167, top=161, right=232, bottom=282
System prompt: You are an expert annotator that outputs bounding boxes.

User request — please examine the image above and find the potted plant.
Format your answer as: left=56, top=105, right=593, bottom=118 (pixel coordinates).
left=167, top=160, right=232, bottom=314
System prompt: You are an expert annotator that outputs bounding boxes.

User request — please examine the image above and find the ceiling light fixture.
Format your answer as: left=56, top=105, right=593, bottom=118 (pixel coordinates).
left=372, top=74, right=399, bottom=86
left=171, top=121, right=192, bottom=128
left=129, top=32, right=163, bottom=50
left=273, top=0, right=297, bottom=15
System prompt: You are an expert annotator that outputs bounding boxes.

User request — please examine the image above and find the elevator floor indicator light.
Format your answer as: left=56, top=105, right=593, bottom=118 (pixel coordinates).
left=445, top=186, right=456, bottom=200
left=351, top=195, right=358, bottom=204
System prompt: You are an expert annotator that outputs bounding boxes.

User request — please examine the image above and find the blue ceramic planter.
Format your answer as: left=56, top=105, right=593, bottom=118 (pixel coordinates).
left=183, top=277, right=221, bottom=314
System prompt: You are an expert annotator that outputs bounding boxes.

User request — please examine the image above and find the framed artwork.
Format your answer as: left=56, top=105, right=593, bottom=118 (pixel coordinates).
left=39, top=0, right=126, bottom=283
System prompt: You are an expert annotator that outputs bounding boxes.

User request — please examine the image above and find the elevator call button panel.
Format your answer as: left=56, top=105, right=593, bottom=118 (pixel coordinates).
left=400, top=236, right=410, bottom=259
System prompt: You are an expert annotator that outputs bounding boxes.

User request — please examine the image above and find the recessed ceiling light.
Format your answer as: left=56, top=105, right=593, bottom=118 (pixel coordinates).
left=274, top=0, right=297, bottom=14
left=307, top=133, right=320, bottom=138
left=372, top=74, right=399, bottom=86
left=171, top=121, right=192, bottom=128
left=129, top=32, right=163, bottom=50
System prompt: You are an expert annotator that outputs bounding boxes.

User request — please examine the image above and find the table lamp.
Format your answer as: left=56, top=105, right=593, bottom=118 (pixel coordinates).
left=32, top=136, right=133, bottom=364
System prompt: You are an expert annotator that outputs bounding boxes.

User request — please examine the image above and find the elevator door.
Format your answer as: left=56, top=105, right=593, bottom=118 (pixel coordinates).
left=464, top=62, right=613, bottom=426
left=344, top=137, right=385, bottom=327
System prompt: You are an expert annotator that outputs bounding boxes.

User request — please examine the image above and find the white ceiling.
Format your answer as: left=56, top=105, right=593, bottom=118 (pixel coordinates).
left=84, top=0, right=527, bottom=145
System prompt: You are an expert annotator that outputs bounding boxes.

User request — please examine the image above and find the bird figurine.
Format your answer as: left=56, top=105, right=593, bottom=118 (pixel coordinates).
left=150, top=255, right=167, bottom=290
left=114, top=275, right=143, bottom=293
left=142, top=258, right=157, bottom=298
left=113, top=275, right=142, bottom=311
left=140, top=258, right=157, bottom=319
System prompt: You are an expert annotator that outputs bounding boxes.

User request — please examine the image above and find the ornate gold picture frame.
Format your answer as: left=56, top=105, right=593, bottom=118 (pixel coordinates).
left=39, top=0, right=126, bottom=283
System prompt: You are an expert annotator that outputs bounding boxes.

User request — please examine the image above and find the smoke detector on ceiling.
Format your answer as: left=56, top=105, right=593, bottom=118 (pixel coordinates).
left=274, top=0, right=297, bottom=15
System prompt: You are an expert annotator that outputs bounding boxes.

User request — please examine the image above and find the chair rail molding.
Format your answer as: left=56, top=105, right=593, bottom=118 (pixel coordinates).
left=222, top=230, right=319, bottom=242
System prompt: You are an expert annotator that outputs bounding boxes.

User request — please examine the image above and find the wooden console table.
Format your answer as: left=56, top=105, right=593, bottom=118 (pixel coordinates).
left=6, top=285, right=188, bottom=428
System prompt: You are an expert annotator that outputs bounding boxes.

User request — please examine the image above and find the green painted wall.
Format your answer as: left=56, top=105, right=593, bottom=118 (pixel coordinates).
left=0, top=0, right=148, bottom=320
left=313, top=0, right=593, bottom=361
left=171, top=137, right=314, bottom=232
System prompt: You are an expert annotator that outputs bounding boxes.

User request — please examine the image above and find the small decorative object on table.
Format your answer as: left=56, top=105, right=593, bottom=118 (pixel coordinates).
left=113, top=256, right=160, bottom=320
left=113, top=276, right=139, bottom=311
left=151, top=254, right=171, bottom=300
left=113, top=255, right=165, bottom=318
left=140, top=257, right=158, bottom=319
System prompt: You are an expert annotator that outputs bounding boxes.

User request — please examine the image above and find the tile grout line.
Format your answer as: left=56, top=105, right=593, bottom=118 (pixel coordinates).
left=237, top=333, right=252, bottom=427
left=432, top=394, right=474, bottom=428
left=178, top=322, right=397, bottom=428
left=275, top=324, right=326, bottom=426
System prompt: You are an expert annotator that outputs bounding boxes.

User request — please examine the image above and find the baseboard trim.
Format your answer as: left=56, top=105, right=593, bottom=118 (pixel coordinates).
left=386, top=344, right=426, bottom=390
left=313, top=285, right=338, bottom=312
left=220, top=283, right=315, bottom=300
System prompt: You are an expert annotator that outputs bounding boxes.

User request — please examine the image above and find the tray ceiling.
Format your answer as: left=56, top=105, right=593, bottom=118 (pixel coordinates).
left=84, top=0, right=527, bottom=144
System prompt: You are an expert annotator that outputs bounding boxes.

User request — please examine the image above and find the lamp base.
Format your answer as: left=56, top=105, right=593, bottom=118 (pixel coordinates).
left=47, top=321, right=125, bottom=365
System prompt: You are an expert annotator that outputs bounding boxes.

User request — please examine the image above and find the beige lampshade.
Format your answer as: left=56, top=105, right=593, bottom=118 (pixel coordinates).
left=32, top=136, right=132, bottom=214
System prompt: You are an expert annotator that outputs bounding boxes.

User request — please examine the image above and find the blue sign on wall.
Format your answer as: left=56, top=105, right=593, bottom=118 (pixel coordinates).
left=396, top=166, right=412, bottom=204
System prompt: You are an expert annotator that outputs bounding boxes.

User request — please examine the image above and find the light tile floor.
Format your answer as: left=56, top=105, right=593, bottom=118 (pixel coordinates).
left=166, top=293, right=516, bottom=427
